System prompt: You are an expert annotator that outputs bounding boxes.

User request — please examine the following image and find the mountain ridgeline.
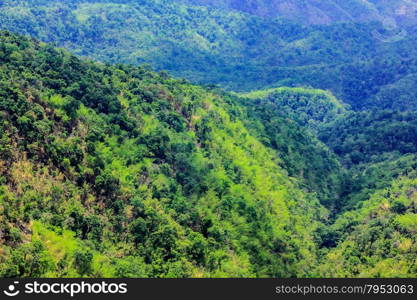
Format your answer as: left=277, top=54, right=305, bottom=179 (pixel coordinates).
left=180, top=0, right=417, bottom=27
left=1, top=0, right=416, bottom=107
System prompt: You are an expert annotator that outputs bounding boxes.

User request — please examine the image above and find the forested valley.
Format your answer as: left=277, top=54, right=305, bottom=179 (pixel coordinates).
left=0, top=0, right=416, bottom=278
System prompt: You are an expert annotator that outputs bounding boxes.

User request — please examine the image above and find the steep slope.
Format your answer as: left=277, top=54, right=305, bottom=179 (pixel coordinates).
left=317, top=175, right=417, bottom=277
left=362, top=73, right=417, bottom=111
left=0, top=31, right=328, bottom=278
left=238, top=86, right=417, bottom=215
left=236, top=87, right=347, bottom=209
left=0, top=2, right=416, bottom=279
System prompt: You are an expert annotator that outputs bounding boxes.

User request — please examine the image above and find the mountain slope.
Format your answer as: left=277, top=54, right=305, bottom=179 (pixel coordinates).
left=1, top=31, right=416, bottom=278
left=317, top=175, right=417, bottom=277
left=240, top=87, right=346, bottom=130
left=1, top=0, right=416, bottom=110
left=236, top=87, right=347, bottom=208
left=239, top=85, right=417, bottom=216
left=0, top=1, right=417, bottom=278
left=179, top=0, right=417, bottom=27
left=0, top=31, right=328, bottom=278
left=319, top=110, right=417, bottom=167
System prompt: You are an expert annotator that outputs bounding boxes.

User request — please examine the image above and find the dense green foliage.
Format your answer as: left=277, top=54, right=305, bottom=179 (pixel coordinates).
left=0, top=1, right=417, bottom=279
left=235, top=84, right=417, bottom=277
left=1, top=0, right=417, bottom=108
left=241, top=87, right=346, bottom=130
left=317, top=176, right=417, bottom=277
left=236, top=88, right=346, bottom=209
left=0, top=31, right=329, bottom=278
left=179, top=0, right=417, bottom=27
left=320, top=110, right=417, bottom=167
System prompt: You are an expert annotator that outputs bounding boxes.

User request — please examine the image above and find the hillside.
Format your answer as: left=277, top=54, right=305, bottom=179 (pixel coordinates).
left=0, top=1, right=417, bottom=279
left=179, top=0, right=417, bottom=27
left=317, top=175, right=417, bottom=277
left=319, top=110, right=417, bottom=167
left=1, top=30, right=417, bottom=277
left=235, top=83, right=417, bottom=278
left=0, top=31, right=332, bottom=278
left=1, top=0, right=416, bottom=109
left=237, top=88, right=347, bottom=209
left=240, top=87, right=346, bottom=130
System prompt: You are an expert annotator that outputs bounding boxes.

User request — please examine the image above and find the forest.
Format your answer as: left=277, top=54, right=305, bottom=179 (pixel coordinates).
left=0, top=0, right=416, bottom=278
left=1, top=0, right=416, bottom=96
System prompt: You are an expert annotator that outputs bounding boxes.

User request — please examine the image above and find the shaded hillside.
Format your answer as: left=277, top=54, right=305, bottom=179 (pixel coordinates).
left=319, top=110, right=417, bottom=167
left=0, top=0, right=416, bottom=110
left=239, top=86, right=417, bottom=216
left=240, top=87, right=346, bottom=130
left=0, top=0, right=414, bottom=95
left=179, top=0, right=417, bottom=27
left=236, top=88, right=347, bottom=209
left=317, top=175, right=417, bottom=277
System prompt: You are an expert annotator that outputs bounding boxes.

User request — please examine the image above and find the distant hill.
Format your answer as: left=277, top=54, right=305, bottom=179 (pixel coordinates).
left=1, top=0, right=417, bottom=109
left=179, top=0, right=417, bottom=27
